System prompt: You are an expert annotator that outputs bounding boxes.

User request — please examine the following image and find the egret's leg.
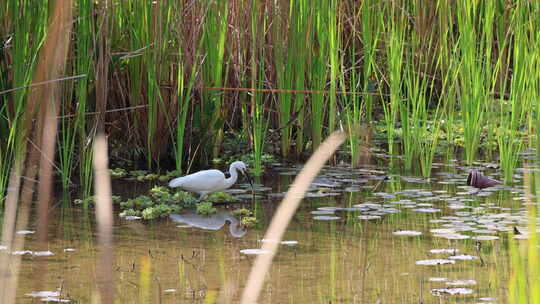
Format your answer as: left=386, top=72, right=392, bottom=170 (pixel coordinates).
left=198, top=193, right=207, bottom=201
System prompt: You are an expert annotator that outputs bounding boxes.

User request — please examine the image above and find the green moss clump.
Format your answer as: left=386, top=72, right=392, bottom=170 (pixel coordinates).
left=196, top=202, right=217, bottom=215
left=110, top=168, right=128, bottom=178
left=207, top=192, right=238, bottom=203
left=240, top=216, right=257, bottom=228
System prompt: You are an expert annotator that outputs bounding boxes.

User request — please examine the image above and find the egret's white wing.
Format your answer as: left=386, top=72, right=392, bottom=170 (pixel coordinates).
left=168, top=169, right=226, bottom=192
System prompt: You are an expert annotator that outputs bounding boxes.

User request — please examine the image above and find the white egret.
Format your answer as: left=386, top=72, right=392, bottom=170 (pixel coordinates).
left=168, top=161, right=251, bottom=199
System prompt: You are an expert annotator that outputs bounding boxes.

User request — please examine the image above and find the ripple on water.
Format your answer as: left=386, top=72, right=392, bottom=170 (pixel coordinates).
left=259, top=239, right=298, bottom=246
left=357, top=215, right=382, bottom=220
left=472, top=235, right=500, bottom=241
left=432, top=233, right=470, bottom=240
left=26, top=291, right=70, bottom=302
left=448, top=254, right=478, bottom=261
left=428, top=277, right=448, bottom=282
left=312, top=215, right=340, bottom=221
left=163, top=289, right=177, bottom=293
left=413, top=208, right=441, bottom=213
left=430, top=228, right=455, bottom=234
left=431, top=288, right=473, bottom=296
left=430, top=248, right=459, bottom=254
left=416, top=259, right=456, bottom=266
left=310, top=210, right=335, bottom=215
left=446, top=279, right=476, bottom=286
left=393, top=230, right=422, bottom=236
left=240, top=249, right=269, bottom=255
left=17, top=230, right=35, bottom=235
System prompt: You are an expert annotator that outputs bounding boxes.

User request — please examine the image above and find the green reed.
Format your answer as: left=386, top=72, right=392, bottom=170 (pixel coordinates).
left=249, top=0, right=267, bottom=176
left=273, top=8, right=294, bottom=158
left=201, top=0, right=229, bottom=161
left=383, top=5, right=405, bottom=156
left=497, top=1, right=536, bottom=183
left=309, top=0, right=329, bottom=152
left=456, top=1, right=494, bottom=164
left=327, top=0, right=339, bottom=136
left=360, top=0, right=381, bottom=124
left=341, top=44, right=363, bottom=168
left=173, top=48, right=199, bottom=174
left=292, top=0, right=309, bottom=156
left=1, top=0, right=48, bottom=202
left=74, top=0, right=94, bottom=196
left=1, top=0, right=539, bottom=192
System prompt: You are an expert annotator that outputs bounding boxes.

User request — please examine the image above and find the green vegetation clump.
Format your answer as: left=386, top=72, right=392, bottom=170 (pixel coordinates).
left=149, top=186, right=175, bottom=203
left=232, top=208, right=256, bottom=228
left=118, top=187, right=212, bottom=220
left=141, top=204, right=182, bottom=220
left=173, top=191, right=198, bottom=208
left=110, top=168, right=128, bottom=178
left=206, top=192, right=239, bottom=203
left=232, top=208, right=251, bottom=217
left=240, top=216, right=257, bottom=228
left=196, top=202, right=217, bottom=216
left=119, top=194, right=182, bottom=220
left=74, top=195, right=122, bottom=206
left=119, top=209, right=141, bottom=218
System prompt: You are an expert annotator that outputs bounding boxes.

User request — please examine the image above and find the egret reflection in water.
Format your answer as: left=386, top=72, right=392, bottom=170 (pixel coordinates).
left=170, top=210, right=247, bottom=238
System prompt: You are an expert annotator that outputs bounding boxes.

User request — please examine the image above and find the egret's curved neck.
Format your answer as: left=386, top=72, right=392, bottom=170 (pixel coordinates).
left=224, top=164, right=240, bottom=188
left=227, top=217, right=247, bottom=237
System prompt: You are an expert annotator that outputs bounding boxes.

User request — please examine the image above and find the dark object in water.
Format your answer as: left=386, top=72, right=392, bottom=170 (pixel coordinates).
left=467, top=170, right=501, bottom=189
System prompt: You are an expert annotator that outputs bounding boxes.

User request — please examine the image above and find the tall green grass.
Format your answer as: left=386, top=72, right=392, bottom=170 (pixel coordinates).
left=456, top=1, right=491, bottom=164
left=249, top=0, right=267, bottom=176
left=0, top=0, right=539, bottom=191
left=383, top=4, right=405, bottom=157
left=201, top=0, right=229, bottom=161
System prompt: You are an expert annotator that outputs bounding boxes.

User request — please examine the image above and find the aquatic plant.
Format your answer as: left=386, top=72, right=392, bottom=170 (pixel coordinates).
left=0, top=0, right=538, bottom=203
left=383, top=5, right=405, bottom=157
left=232, top=208, right=252, bottom=217
left=109, top=168, right=128, bottom=179
left=196, top=201, right=217, bottom=216
left=240, top=216, right=257, bottom=228
left=206, top=192, right=238, bottom=203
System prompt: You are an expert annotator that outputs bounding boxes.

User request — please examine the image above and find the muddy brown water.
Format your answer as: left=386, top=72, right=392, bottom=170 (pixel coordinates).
left=12, top=162, right=537, bottom=303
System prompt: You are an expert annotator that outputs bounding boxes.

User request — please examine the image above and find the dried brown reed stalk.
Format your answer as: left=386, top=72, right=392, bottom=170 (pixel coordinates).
left=93, top=135, right=115, bottom=303
left=0, top=1, right=73, bottom=302
left=240, top=131, right=347, bottom=304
